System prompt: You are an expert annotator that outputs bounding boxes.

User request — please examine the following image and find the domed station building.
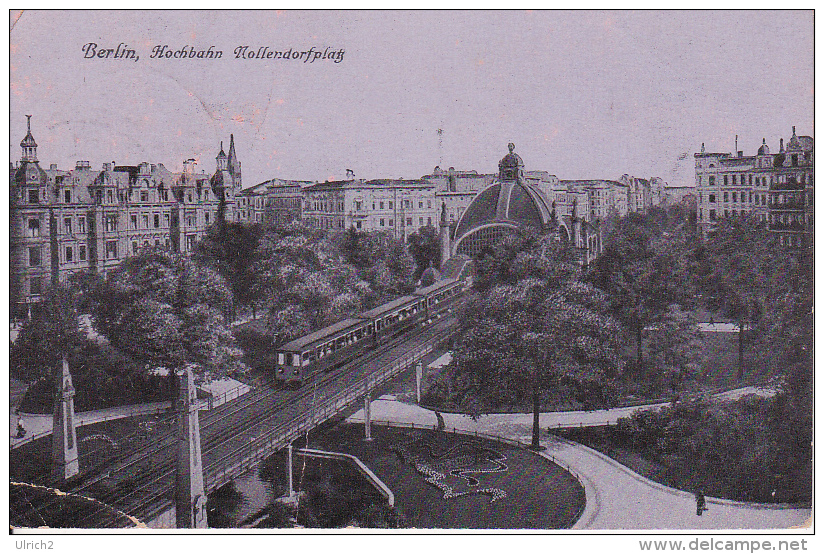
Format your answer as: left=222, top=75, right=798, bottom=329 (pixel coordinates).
left=443, top=143, right=604, bottom=265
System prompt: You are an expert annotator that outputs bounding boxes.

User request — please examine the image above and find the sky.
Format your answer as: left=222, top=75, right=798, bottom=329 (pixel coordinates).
left=9, top=10, right=814, bottom=188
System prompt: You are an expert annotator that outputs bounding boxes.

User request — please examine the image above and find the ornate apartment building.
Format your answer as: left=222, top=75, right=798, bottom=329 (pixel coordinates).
left=10, top=116, right=241, bottom=316
left=695, top=127, right=813, bottom=250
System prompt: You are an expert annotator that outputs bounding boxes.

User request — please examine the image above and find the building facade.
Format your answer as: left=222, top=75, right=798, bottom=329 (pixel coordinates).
left=302, top=175, right=439, bottom=239
left=10, top=116, right=241, bottom=316
left=695, top=127, right=813, bottom=250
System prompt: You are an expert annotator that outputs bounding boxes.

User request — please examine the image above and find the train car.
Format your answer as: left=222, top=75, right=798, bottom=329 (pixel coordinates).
left=275, top=276, right=469, bottom=385
left=416, top=277, right=464, bottom=320
left=359, top=294, right=426, bottom=345
left=275, top=317, right=371, bottom=384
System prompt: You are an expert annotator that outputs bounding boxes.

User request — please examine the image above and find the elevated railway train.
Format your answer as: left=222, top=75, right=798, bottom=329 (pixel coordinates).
left=276, top=277, right=465, bottom=384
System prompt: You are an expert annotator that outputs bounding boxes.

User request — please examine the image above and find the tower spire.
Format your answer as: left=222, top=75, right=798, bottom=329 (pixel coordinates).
left=20, top=115, right=38, bottom=162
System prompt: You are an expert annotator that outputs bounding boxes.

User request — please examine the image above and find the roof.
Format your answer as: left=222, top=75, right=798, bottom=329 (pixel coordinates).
left=365, top=178, right=434, bottom=188
left=280, top=317, right=367, bottom=351
left=416, top=278, right=459, bottom=297
left=453, top=179, right=553, bottom=241
left=359, top=295, right=421, bottom=319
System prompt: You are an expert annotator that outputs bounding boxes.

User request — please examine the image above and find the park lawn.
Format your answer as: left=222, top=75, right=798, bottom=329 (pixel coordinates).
left=9, top=413, right=176, bottom=486
left=313, top=423, right=585, bottom=529
left=624, top=330, right=782, bottom=393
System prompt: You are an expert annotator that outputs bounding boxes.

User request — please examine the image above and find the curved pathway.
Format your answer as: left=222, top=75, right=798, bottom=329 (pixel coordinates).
left=346, top=397, right=811, bottom=530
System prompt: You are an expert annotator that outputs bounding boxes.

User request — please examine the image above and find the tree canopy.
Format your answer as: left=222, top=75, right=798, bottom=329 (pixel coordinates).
left=88, top=248, right=245, bottom=377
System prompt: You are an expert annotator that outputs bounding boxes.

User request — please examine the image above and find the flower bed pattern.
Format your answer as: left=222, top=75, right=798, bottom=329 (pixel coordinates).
left=390, top=433, right=508, bottom=502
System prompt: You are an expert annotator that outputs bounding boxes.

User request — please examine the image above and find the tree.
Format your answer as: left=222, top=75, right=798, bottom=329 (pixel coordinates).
left=335, top=229, right=416, bottom=300
left=10, top=284, right=87, bottom=383
left=88, top=248, right=245, bottom=380
left=440, top=235, right=623, bottom=449
left=644, top=304, right=704, bottom=392
left=194, top=221, right=263, bottom=319
left=696, top=215, right=785, bottom=379
left=587, top=208, right=695, bottom=377
left=407, top=226, right=441, bottom=280
left=254, top=224, right=373, bottom=345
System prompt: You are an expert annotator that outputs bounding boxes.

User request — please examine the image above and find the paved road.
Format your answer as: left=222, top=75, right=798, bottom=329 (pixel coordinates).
left=347, top=398, right=810, bottom=530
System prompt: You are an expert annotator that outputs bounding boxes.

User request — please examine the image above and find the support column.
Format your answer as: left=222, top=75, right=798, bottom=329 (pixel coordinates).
left=286, top=444, right=294, bottom=499
left=364, top=387, right=372, bottom=441
left=176, top=365, right=207, bottom=529
left=52, top=355, right=79, bottom=481
left=415, top=362, right=423, bottom=404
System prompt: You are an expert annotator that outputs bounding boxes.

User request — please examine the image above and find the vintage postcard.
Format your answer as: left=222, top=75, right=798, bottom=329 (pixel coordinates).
left=8, top=8, right=813, bottom=548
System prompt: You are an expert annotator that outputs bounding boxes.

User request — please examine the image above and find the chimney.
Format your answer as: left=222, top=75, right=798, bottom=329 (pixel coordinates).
left=345, top=169, right=355, bottom=180
left=103, top=162, right=112, bottom=171
left=735, top=134, right=738, bottom=153
left=50, top=164, right=57, bottom=170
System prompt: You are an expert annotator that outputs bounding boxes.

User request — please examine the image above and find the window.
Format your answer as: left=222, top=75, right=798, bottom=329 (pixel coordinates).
left=141, top=191, right=149, bottom=202
left=724, top=175, right=728, bottom=186
left=105, top=215, right=118, bottom=232
left=749, top=175, right=753, bottom=185
left=132, top=241, right=139, bottom=254
left=405, top=200, right=411, bottom=209
left=380, top=218, right=385, bottom=227
left=407, top=218, right=412, bottom=226
left=142, top=214, right=149, bottom=228
left=187, top=193, right=193, bottom=203
left=65, top=246, right=73, bottom=262
left=164, top=213, right=170, bottom=228
left=427, top=217, right=432, bottom=225
left=107, top=190, right=114, bottom=203
left=732, top=192, right=737, bottom=202
left=355, top=201, right=362, bottom=211
left=419, top=201, right=423, bottom=209
left=708, top=194, right=716, bottom=203
left=356, top=221, right=362, bottom=229
left=28, top=246, right=41, bottom=266
left=79, top=245, right=86, bottom=261
left=792, top=154, right=798, bottom=167
left=28, top=219, right=40, bottom=237
left=131, top=215, right=138, bottom=229
left=709, top=209, right=716, bottom=221
left=155, top=238, right=161, bottom=247
left=186, top=235, right=196, bottom=251
left=105, top=240, right=118, bottom=259
left=379, top=201, right=384, bottom=209
left=388, top=218, right=394, bottom=226
left=723, top=192, right=729, bottom=202
left=78, top=217, right=86, bottom=233
left=732, top=175, right=737, bottom=185
left=388, top=201, right=393, bottom=209
left=64, top=217, right=72, bottom=234
left=427, top=200, right=432, bottom=209
left=153, top=213, right=160, bottom=228
left=724, top=210, right=729, bottom=218
left=64, top=190, right=72, bottom=203
left=419, top=217, right=424, bottom=226
left=187, top=215, right=195, bottom=227
left=205, top=212, right=210, bottom=224
left=29, top=276, right=42, bottom=296
left=708, top=176, right=715, bottom=186
left=28, top=189, right=39, bottom=203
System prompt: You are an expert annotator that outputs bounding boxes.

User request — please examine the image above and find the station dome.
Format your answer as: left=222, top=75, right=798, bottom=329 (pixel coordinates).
left=452, top=144, right=553, bottom=257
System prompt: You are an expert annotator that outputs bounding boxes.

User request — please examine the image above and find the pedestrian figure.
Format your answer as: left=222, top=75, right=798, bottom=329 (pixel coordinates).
left=435, top=411, right=445, bottom=431
left=695, top=490, right=707, bottom=516
left=16, top=420, right=26, bottom=438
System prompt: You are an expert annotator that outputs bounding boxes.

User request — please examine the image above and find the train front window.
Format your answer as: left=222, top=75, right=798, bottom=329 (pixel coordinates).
left=278, top=353, right=285, bottom=365
left=291, top=353, right=301, bottom=367
left=302, top=352, right=311, bottom=364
